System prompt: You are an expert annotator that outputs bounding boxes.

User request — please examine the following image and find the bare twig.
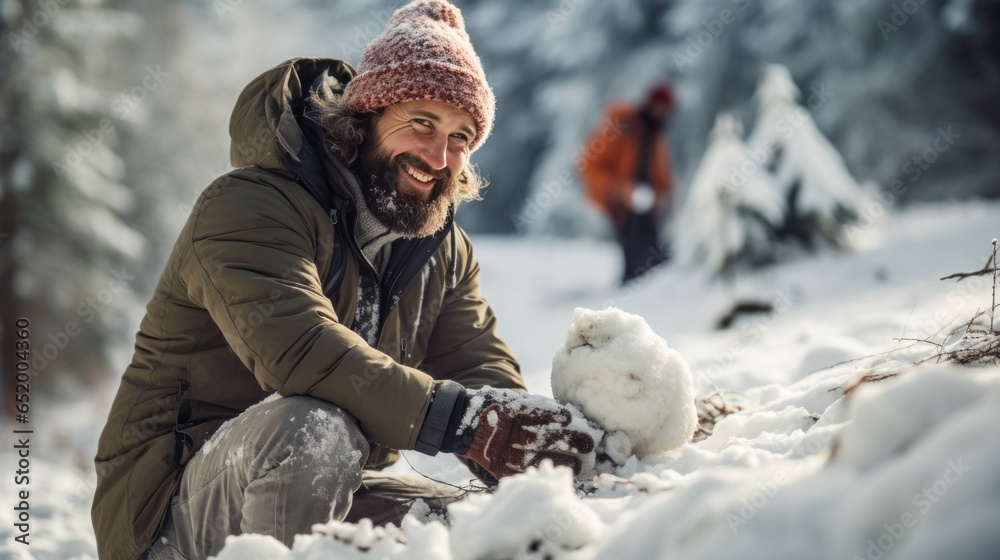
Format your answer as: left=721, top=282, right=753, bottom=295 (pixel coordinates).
left=894, top=336, right=943, bottom=348
left=905, top=308, right=1000, bottom=367
left=844, top=371, right=902, bottom=395
left=991, top=238, right=997, bottom=332
left=578, top=475, right=675, bottom=495
left=691, top=388, right=748, bottom=442
left=940, top=254, right=995, bottom=281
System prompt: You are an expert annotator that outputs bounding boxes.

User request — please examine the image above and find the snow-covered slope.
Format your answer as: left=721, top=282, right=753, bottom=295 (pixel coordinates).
left=2, top=199, right=999, bottom=559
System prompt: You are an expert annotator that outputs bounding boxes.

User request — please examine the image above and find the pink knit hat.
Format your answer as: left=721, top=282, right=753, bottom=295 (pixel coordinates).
left=342, top=0, right=495, bottom=150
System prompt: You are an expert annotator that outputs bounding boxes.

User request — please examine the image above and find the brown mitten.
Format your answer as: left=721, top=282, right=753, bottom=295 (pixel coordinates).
left=458, top=390, right=599, bottom=480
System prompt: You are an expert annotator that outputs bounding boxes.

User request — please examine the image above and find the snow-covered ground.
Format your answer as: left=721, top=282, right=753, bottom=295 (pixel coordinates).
left=3, top=199, right=999, bottom=559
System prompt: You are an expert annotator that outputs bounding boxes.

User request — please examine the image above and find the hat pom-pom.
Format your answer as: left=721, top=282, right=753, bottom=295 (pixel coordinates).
left=393, top=0, right=465, bottom=34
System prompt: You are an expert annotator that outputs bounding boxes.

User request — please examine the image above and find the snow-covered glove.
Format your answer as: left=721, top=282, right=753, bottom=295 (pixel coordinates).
left=456, top=388, right=601, bottom=480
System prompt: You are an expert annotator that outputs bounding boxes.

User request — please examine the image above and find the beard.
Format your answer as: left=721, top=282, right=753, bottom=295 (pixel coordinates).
left=353, top=140, right=457, bottom=239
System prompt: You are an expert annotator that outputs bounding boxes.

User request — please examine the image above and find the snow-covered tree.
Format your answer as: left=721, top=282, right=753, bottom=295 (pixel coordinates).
left=1, top=0, right=148, bottom=404
left=453, top=0, right=1000, bottom=235
left=676, top=112, right=784, bottom=276
left=746, top=63, right=871, bottom=251
left=458, top=0, right=676, bottom=236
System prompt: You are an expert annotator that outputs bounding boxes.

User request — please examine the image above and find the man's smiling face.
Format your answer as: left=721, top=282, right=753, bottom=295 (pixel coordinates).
left=354, top=99, right=477, bottom=239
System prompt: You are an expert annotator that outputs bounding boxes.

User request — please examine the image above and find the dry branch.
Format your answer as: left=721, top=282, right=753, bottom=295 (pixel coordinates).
left=691, top=389, right=748, bottom=442
left=940, top=254, right=995, bottom=281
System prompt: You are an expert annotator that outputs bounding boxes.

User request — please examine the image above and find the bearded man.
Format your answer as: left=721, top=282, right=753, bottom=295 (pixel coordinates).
left=91, top=2, right=598, bottom=559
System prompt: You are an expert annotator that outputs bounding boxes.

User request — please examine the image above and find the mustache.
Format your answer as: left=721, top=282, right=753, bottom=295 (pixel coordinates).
left=396, top=153, right=449, bottom=182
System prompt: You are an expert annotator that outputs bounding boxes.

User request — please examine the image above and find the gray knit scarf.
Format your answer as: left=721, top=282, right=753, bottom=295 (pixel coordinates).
left=329, top=158, right=402, bottom=346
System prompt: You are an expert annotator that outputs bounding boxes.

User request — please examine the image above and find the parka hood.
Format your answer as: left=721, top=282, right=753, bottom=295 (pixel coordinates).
left=229, top=57, right=356, bottom=170
left=227, top=57, right=459, bottom=291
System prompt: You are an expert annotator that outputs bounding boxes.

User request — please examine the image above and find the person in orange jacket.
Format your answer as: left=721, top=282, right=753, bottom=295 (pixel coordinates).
left=580, top=84, right=676, bottom=284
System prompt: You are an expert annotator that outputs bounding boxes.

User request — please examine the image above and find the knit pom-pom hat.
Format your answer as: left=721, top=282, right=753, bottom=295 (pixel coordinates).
left=342, top=0, right=495, bottom=151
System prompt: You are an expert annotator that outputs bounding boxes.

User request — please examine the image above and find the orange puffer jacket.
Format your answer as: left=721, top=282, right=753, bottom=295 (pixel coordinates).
left=579, top=102, right=674, bottom=224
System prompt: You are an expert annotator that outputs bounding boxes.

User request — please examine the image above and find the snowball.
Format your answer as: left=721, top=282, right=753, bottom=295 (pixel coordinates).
left=601, top=430, right=632, bottom=465
left=551, top=308, right=697, bottom=460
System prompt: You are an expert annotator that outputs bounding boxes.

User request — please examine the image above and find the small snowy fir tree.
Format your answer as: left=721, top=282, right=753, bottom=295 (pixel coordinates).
left=675, top=112, right=785, bottom=276
left=746, top=63, right=870, bottom=251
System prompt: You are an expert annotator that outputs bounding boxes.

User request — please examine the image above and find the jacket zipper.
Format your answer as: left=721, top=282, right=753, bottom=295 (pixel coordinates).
left=380, top=216, right=454, bottom=325
left=337, top=201, right=452, bottom=343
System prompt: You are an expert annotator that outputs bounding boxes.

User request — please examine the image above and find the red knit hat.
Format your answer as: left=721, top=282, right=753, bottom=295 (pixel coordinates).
left=646, top=82, right=677, bottom=113
left=343, top=0, right=496, bottom=151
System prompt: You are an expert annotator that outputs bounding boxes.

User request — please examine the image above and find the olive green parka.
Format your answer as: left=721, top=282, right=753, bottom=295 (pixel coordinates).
left=91, top=57, right=523, bottom=560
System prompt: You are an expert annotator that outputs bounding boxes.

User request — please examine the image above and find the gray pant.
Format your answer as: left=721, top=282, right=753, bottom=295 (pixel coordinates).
left=145, top=396, right=463, bottom=559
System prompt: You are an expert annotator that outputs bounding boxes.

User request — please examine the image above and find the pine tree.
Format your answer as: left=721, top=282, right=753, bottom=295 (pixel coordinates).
left=447, top=0, right=1000, bottom=236
left=1, top=0, right=148, bottom=410
left=676, top=112, right=784, bottom=276
left=746, top=63, right=869, bottom=251
left=460, top=0, right=677, bottom=236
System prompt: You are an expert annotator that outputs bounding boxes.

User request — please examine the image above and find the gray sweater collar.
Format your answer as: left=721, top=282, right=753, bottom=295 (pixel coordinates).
left=329, top=157, right=402, bottom=274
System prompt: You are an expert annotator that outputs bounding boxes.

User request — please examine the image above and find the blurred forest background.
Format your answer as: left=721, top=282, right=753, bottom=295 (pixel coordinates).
left=1, top=0, right=998, bottom=408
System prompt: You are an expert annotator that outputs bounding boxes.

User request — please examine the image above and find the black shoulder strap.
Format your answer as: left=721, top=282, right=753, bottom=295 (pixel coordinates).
left=281, top=87, right=351, bottom=302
